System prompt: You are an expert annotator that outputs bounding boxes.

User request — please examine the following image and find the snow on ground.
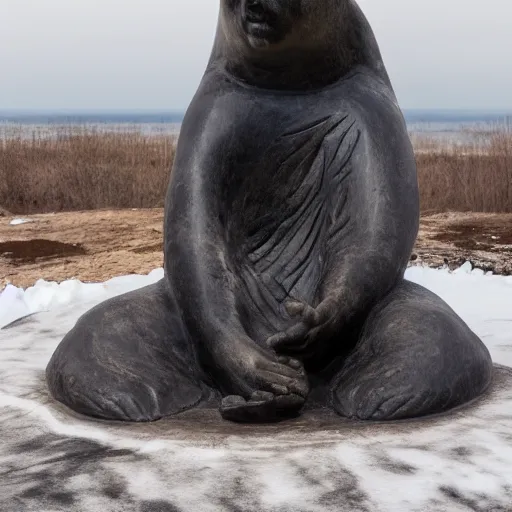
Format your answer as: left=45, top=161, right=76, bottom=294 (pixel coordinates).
left=0, top=268, right=165, bottom=329
left=9, top=217, right=35, bottom=226
left=0, top=265, right=511, bottom=511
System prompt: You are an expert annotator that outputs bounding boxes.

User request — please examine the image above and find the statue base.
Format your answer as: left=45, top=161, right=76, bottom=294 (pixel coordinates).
left=1, top=309, right=511, bottom=511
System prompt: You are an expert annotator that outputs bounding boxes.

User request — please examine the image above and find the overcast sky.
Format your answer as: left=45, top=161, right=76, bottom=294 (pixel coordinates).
left=1, top=0, right=511, bottom=111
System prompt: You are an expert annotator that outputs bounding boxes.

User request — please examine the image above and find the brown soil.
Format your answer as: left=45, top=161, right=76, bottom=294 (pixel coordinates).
left=413, top=212, right=512, bottom=275
left=0, top=239, right=86, bottom=263
left=1, top=209, right=512, bottom=289
left=0, top=209, right=164, bottom=289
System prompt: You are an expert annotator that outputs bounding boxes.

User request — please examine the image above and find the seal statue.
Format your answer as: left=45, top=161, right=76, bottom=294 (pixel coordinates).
left=46, top=0, right=493, bottom=423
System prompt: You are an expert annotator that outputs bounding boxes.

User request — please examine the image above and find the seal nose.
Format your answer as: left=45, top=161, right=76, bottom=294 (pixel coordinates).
left=245, top=0, right=266, bottom=22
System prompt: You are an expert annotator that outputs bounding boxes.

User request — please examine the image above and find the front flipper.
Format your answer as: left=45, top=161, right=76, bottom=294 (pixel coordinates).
left=211, top=341, right=310, bottom=423
left=266, top=296, right=340, bottom=356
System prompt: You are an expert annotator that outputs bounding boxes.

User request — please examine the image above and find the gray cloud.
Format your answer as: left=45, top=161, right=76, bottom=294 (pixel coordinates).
left=0, top=0, right=511, bottom=110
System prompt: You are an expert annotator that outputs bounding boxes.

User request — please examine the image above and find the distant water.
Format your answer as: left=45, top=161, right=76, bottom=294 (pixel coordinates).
left=0, top=111, right=184, bottom=125
left=403, top=109, right=512, bottom=144
left=1, top=109, right=511, bottom=142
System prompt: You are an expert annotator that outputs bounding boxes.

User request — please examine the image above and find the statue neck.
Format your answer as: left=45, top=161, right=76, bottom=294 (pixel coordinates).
left=212, top=38, right=354, bottom=91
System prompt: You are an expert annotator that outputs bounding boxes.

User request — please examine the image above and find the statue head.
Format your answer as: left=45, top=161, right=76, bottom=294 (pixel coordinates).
left=213, top=0, right=389, bottom=90
left=220, top=0, right=345, bottom=51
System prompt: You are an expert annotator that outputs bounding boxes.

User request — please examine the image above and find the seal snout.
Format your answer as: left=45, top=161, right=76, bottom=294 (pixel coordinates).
left=245, top=0, right=267, bottom=23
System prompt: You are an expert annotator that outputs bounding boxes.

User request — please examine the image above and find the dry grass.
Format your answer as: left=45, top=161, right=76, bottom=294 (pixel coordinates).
left=416, top=130, right=512, bottom=213
left=0, top=129, right=176, bottom=214
left=1, top=126, right=511, bottom=214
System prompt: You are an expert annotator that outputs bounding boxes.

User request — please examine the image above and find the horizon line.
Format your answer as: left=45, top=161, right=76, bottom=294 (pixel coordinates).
left=1, top=107, right=512, bottom=114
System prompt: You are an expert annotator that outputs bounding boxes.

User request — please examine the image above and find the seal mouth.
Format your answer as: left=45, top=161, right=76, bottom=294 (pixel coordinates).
left=245, top=20, right=275, bottom=39
left=242, top=0, right=279, bottom=42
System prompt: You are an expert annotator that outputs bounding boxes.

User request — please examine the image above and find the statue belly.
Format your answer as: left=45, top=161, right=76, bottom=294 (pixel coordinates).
left=237, top=202, right=328, bottom=345
left=225, top=111, right=359, bottom=345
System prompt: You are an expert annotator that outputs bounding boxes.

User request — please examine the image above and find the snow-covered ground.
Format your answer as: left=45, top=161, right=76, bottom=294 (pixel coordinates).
left=1, top=265, right=511, bottom=511
left=0, top=268, right=165, bottom=330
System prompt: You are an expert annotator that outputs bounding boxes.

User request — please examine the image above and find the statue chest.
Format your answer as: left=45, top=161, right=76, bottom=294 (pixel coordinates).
left=215, top=96, right=361, bottom=260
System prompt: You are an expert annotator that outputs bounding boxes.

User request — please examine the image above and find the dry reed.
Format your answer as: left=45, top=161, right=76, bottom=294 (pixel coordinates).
left=0, top=129, right=176, bottom=214
left=416, top=130, right=512, bottom=213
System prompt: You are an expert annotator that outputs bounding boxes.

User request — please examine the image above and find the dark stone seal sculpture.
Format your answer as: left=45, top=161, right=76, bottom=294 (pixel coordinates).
left=46, top=0, right=493, bottom=423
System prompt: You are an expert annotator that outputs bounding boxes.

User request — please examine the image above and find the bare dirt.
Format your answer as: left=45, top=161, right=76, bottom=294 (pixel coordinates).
left=414, top=212, right=512, bottom=275
left=1, top=209, right=512, bottom=289
left=0, top=209, right=164, bottom=289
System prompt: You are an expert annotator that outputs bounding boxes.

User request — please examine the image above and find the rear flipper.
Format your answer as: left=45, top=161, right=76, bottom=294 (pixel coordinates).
left=46, top=279, right=205, bottom=421
left=331, top=280, right=493, bottom=420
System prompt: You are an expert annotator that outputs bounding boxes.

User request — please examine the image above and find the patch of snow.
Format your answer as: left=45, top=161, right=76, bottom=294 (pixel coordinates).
left=0, top=285, right=30, bottom=328
left=0, top=267, right=164, bottom=329
left=9, top=218, right=34, bottom=226
left=452, top=260, right=473, bottom=274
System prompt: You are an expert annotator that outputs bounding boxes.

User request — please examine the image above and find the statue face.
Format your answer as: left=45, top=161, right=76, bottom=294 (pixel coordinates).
left=240, top=0, right=301, bottom=47
left=222, top=0, right=336, bottom=50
